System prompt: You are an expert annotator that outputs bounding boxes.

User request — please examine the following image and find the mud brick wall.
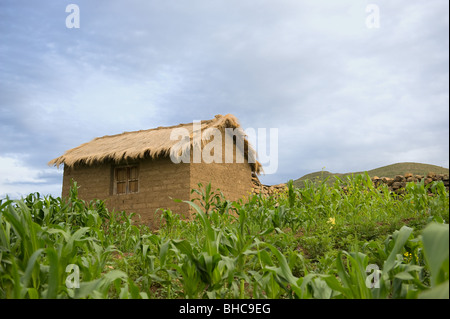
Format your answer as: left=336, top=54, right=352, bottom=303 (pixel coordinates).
left=62, top=158, right=191, bottom=229
left=61, top=149, right=255, bottom=229
left=189, top=130, right=254, bottom=206
left=190, top=162, right=253, bottom=204
left=62, top=163, right=111, bottom=201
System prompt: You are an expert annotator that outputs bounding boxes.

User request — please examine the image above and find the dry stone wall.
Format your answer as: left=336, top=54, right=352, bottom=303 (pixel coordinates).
left=252, top=173, right=287, bottom=196
left=252, top=172, right=449, bottom=196
left=371, top=172, right=449, bottom=193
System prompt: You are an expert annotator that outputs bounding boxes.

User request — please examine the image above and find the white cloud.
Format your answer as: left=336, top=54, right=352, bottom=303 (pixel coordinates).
left=0, top=0, right=448, bottom=190
left=0, top=155, right=62, bottom=199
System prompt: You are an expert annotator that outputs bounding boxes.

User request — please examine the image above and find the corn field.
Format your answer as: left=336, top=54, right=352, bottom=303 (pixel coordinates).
left=0, top=174, right=448, bottom=299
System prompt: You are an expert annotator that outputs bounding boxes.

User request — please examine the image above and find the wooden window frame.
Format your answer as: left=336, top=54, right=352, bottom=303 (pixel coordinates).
left=113, top=165, right=139, bottom=195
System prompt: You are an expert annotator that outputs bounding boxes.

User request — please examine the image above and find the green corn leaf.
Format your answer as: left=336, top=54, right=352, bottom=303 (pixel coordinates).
left=46, top=227, right=70, bottom=240
left=335, top=251, right=353, bottom=291
left=159, top=239, right=170, bottom=266
left=10, top=257, right=22, bottom=299
left=119, top=284, right=129, bottom=299
left=384, top=226, right=413, bottom=273
left=264, top=243, right=298, bottom=284
left=171, top=239, right=193, bottom=259
left=258, top=249, right=274, bottom=267
left=99, top=270, right=128, bottom=296
left=0, top=217, right=11, bottom=250
left=128, top=280, right=141, bottom=299
left=142, top=244, right=149, bottom=260
left=395, top=271, right=415, bottom=281
left=419, top=280, right=449, bottom=299
left=4, top=204, right=26, bottom=241
left=45, top=248, right=59, bottom=299
left=421, top=223, right=449, bottom=287
left=310, top=277, right=333, bottom=299
left=73, top=278, right=102, bottom=299
left=422, top=222, right=449, bottom=286
left=27, top=288, right=39, bottom=299
left=139, top=292, right=149, bottom=299
left=322, top=274, right=350, bottom=296
left=21, top=248, right=44, bottom=289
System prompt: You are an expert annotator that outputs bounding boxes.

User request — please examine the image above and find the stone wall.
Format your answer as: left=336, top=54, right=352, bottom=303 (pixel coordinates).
left=371, top=172, right=449, bottom=193
left=251, top=172, right=449, bottom=196
left=251, top=173, right=287, bottom=196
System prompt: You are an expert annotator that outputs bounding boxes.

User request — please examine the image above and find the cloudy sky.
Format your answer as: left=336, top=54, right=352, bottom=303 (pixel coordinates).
left=0, top=0, right=448, bottom=198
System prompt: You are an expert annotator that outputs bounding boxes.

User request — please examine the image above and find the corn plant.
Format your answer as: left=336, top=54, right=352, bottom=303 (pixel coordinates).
left=1, top=174, right=448, bottom=299
left=418, top=222, right=449, bottom=298
left=0, top=193, right=140, bottom=299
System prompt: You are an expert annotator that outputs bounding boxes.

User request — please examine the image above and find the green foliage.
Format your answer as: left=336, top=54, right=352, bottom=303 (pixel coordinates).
left=293, top=162, right=449, bottom=188
left=418, top=222, right=449, bottom=298
left=0, top=175, right=448, bottom=299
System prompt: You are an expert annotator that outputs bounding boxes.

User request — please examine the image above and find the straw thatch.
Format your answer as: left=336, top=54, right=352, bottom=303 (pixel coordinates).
left=48, top=114, right=262, bottom=174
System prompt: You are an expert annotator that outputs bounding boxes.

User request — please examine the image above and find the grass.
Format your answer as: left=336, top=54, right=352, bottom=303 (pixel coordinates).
left=0, top=175, right=448, bottom=299
left=293, top=162, right=449, bottom=188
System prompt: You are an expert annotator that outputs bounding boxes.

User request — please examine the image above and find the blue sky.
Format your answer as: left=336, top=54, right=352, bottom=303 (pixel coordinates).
left=0, top=0, right=449, bottom=198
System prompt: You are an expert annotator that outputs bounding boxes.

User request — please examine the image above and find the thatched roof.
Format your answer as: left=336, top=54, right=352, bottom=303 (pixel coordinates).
left=48, top=114, right=262, bottom=174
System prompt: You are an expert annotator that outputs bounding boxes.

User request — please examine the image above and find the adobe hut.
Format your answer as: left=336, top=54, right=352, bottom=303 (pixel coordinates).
left=49, top=114, right=261, bottom=229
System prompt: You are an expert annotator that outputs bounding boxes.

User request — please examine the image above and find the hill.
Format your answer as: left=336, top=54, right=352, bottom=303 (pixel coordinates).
left=292, top=162, right=449, bottom=188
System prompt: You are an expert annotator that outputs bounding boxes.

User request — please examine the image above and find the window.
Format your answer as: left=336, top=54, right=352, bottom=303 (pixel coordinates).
left=114, top=165, right=139, bottom=194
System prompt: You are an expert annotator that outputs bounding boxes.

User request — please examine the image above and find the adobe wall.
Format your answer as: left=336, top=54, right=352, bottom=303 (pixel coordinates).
left=62, top=163, right=111, bottom=201
left=190, top=162, right=253, bottom=205
left=62, top=157, right=191, bottom=229
left=189, top=128, right=254, bottom=207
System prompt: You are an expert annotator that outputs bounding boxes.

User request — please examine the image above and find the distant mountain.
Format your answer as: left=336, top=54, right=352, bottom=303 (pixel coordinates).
left=292, top=162, right=449, bottom=188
